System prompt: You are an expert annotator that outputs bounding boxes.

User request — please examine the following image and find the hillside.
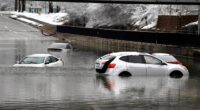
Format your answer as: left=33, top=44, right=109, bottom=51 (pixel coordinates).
left=0, top=1, right=198, bottom=30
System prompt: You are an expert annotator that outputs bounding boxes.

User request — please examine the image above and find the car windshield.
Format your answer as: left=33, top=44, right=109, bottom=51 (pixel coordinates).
left=19, top=57, right=45, bottom=64
left=154, top=55, right=177, bottom=62
left=49, top=43, right=69, bottom=49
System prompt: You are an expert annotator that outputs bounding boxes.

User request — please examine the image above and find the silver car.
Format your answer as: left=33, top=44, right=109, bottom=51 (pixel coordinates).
left=95, top=52, right=189, bottom=78
left=48, top=42, right=73, bottom=51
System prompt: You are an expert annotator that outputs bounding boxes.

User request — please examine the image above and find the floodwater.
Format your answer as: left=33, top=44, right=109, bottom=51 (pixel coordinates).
left=0, top=15, right=200, bottom=110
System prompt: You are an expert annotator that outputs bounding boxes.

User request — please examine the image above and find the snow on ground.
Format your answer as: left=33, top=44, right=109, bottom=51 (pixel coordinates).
left=17, top=17, right=43, bottom=27
left=11, top=12, right=69, bottom=25
left=184, top=21, right=198, bottom=27
left=142, top=22, right=157, bottom=30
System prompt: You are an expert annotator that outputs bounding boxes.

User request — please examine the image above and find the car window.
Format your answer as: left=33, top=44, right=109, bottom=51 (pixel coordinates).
left=20, top=57, right=45, bottom=64
left=129, top=55, right=143, bottom=63
left=50, top=56, right=58, bottom=63
left=144, top=55, right=162, bottom=65
left=119, top=55, right=143, bottom=63
left=45, top=56, right=51, bottom=64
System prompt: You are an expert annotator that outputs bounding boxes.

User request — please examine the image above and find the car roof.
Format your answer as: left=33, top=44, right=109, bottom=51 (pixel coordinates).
left=152, top=53, right=171, bottom=56
left=49, top=42, right=71, bottom=49
left=110, top=52, right=150, bottom=56
left=51, top=42, right=70, bottom=46
left=27, top=54, right=52, bottom=57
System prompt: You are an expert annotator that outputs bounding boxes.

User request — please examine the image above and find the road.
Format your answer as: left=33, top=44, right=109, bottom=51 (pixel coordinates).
left=0, top=15, right=200, bottom=110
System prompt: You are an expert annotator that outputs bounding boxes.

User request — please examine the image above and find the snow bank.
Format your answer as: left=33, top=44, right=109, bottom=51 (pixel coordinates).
left=17, top=18, right=43, bottom=27
left=184, top=21, right=198, bottom=27
left=11, top=12, right=69, bottom=25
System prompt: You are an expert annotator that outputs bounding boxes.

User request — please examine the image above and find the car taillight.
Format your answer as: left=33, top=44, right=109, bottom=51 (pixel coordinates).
left=107, top=63, right=116, bottom=68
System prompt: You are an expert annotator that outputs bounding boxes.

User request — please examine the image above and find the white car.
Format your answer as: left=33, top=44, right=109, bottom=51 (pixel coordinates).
left=48, top=43, right=73, bottom=51
left=95, top=52, right=189, bottom=78
left=152, top=53, right=182, bottom=65
left=13, top=54, right=64, bottom=67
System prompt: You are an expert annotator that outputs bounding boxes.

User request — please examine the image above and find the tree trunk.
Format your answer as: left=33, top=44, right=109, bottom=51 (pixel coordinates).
left=49, top=1, right=53, bottom=13
left=22, top=0, right=26, bottom=12
left=15, top=0, right=18, bottom=11
left=18, top=0, right=21, bottom=12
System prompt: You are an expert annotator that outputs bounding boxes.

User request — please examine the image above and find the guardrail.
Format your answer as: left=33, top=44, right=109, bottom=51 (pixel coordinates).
left=57, top=25, right=200, bottom=47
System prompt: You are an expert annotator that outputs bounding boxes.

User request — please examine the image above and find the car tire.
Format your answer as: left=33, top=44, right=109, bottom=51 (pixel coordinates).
left=119, top=71, right=132, bottom=77
left=170, top=71, right=183, bottom=78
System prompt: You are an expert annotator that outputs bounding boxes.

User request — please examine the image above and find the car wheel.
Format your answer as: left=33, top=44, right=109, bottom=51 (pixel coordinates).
left=119, top=71, right=132, bottom=77
left=170, top=71, right=183, bottom=78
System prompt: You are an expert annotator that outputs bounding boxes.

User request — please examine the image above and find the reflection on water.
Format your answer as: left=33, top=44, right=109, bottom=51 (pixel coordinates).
left=0, top=67, right=200, bottom=110
left=96, top=75, right=189, bottom=97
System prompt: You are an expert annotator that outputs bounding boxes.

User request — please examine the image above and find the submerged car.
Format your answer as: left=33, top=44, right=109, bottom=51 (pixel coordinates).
left=152, top=53, right=182, bottom=64
left=48, top=42, right=73, bottom=51
left=13, top=54, right=64, bottom=67
left=95, top=52, right=189, bottom=78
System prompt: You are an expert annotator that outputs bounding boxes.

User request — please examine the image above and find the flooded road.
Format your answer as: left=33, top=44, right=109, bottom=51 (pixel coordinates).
left=0, top=15, right=200, bottom=110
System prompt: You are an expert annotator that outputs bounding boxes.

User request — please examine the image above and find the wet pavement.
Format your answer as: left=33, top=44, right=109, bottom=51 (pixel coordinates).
left=0, top=15, right=200, bottom=110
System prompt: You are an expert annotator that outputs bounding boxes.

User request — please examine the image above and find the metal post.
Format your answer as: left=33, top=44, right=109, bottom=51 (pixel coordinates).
left=198, top=5, right=200, bottom=35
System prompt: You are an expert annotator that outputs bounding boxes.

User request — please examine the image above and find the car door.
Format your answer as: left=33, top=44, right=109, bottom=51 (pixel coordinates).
left=125, top=55, right=147, bottom=76
left=143, top=55, right=167, bottom=76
